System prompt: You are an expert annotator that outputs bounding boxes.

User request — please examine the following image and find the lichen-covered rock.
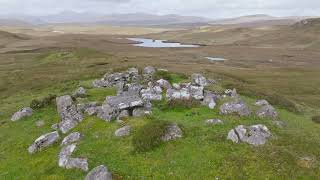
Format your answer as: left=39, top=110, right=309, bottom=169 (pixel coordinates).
left=224, top=89, right=238, bottom=98
left=28, top=131, right=60, bottom=154
left=220, top=99, right=251, bottom=116
left=58, top=143, right=88, bottom=171
left=161, top=123, right=183, bottom=142
left=202, top=91, right=218, bottom=109
left=166, top=88, right=191, bottom=100
left=126, top=83, right=142, bottom=95
left=188, top=85, right=204, bottom=100
left=141, top=86, right=162, bottom=101
left=105, top=94, right=144, bottom=110
left=85, top=165, right=113, bottom=180
left=61, top=132, right=81, bottom=146
left=11, top=107, right=33, bottom=121
left=227, top=124, right=271, bottom=146
left=156, top=79, right=172, bottom=89
left=114, top=125, right=131, bottom=137
left=205, top=119, right=223, bottom=125
left=96, top=104, right=118, bottom=122
left=85, top=106, right=99, bottom=116
left=64, top=158, right=89, bottom=171
left=73, top=87, right=87, bottom=98
left=256, top=105, right=278, bottom=120
left=59, top=144, right=77, bottom=167
left=191, top=73, right=207, bottom=86
left=56, top=95, right=83, bottom=134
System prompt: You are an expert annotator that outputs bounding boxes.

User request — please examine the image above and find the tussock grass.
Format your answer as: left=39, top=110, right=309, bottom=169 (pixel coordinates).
left=30, top=94, right=57, bottom=109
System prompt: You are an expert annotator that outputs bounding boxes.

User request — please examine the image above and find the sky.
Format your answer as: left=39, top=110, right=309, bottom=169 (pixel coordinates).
left=0, top=0, right=320, bottom=18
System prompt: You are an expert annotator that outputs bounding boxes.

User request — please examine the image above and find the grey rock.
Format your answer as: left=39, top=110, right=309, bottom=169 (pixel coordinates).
left=141, top=86, right=162, bottom=101
left=56, top=95, right=83, bottom=134
left=51, top=123, right=59, bottom=130
left=143, top=66, right=156, bottom=75
left=86, top=106, right=99, bottom=116
left=205, top=119, right=223, bottom=125
left=61, top=132, right=81, bottom=146
left=92, top=79, right=110, bottom=88
left=59, top=144, right=77, bottom=167
left=256, top=105, right=278, bottom=120
left=132, top=108, right=152, bottom=117
left=64, top=158, right=89, bottom=171
left=28, top=131, right=60, bottom=154
left=127, top=67, right=139, bottom=76
left=255, top=100, right=269, bottom=106
left=202, top=91, right=219, bottom=109
left=58, top=143, right=88, bottom=172
left=156, top=79, right=172, bottom=89
left=78, top=102, right=98, bottom=113
left=161, top=123, right=183, bottom=142
left=227, top=124, right=271, bottom=146
left=35, top=120, right=45, bottom=127
left=105, top=94, right=144, bottom=110
left=220, top=99, right=251, bottom=116
left=191, top=73, right=207, bottom=86
left=11, top=107, right=33, bottom=121
left=172, top=83, right=181, bottom=90
left=188, top=85, right=204, bottom=100
left=114, top=125, right=131, bottom=137
left=73, top=87, right=87, bottom=98
left=166, top=88, right=191, bottom=100
left=97, top=104, right=118, bottom=122
left=85, top=165, right=112, bottom=180
left=225, top=89, right=238, bottom=98
left=126, top=83, right=142, bottom=95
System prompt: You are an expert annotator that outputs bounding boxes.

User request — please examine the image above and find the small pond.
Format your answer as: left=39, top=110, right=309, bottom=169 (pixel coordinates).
left=205, top=57, right=227, bottom=61
left=127, top=38, right=199, bottom=48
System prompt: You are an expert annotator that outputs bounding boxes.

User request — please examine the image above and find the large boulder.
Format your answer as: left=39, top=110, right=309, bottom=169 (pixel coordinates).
left=85, top=165, right=113, bottom=180
left=105, top=94, right=144, bottom=110
left=227, top=124, right=271, bottom=146
left=58, top=144, right=89, bottom=171
left=73, top=87, right=87, bottom=98
left=61, top=132, right=81, bottom=146
left=220, top=99, right=251, bottom=116
left=56, top=95, right=84, bottom=134
left=256, top=105, right=278, bottom=120
left=188, top=85, right=204, bottom=100
left=166, top=88, right=191, bottom=100
left=161, top=123, right=183, bottom=142
left=191, top=73, right=207, bottom=86
left=114, top=125, right=131, bottom=137
left=96, top=104, right=118, bottom=122
left=28, top=131, right=60, bottom=154
left=11, top=107, right=33, bottom=121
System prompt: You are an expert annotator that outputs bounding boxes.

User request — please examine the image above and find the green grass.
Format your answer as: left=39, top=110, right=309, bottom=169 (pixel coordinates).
left=1, top=82, right=319, bottom=179
left=154, top=70, right=188, bottom=84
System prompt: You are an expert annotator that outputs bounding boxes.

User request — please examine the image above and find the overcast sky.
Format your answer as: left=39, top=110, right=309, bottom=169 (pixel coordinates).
left=0, top=0, right=320, bottom=18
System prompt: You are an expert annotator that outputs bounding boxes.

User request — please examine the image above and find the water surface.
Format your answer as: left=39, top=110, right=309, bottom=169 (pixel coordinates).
left=127, top=38, right=199, bottom=48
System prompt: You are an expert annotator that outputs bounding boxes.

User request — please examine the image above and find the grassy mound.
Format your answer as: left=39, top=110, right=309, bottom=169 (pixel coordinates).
left=132, top=119, right=170, bottom=152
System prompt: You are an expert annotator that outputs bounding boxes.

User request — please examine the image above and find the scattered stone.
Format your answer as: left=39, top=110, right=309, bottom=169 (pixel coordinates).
left=85, top=165, right=113, bottom=180
left=255, top=100, right=269, bottom=106
left=11, top=107, right=33, bottom=121
left=56, top=95, right=84, bottom=134
left=28, top=131, right=60, bottom=154
left=161, top=123, right=183, bottom=142
left=51, top=123, right=59, bottom=130
left=256, top=105, right=278, bottom=120
left=86, top=106, right=99, bottom=116
left=132, top=108, right=152, bottom=117
left=166, top=88, right=191, bottom=100
left=220, top=99, right=251, bottom=116
left=77, top=102, right=98, bottom=113
left=73, top=87, right=87, bottom=98
left=227, top=124, right=271, bottom=146
left=58, top=143, right=89, bottom=171
left=205, top=119, right=223, bottom=125
left=188, top=85, right=204, bottom=100
left=35, top=120, right=45, bottom=127
left=191, top=73, right=207, bottom=86
left=157, top=79, right=172, bottom=89
left=115, top=125, right=131, bottom=137
left=61, top=132, right=81, bottom=146
left=172, top=83, right=181, bottom=90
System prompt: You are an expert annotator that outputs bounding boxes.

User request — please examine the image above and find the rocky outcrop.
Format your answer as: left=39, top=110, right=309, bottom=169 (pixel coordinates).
left=140, top=85, right=162, bottom=101
left=61, top=132, right=81, bottom=146
left=28, top=131, right=60, bottom=154
left=188, top=85, right=204, bottom=100
left=220, top=99, right=251, bottom=116
left=97, top=104, right=118, bottom=122
left=166, top=88, right=191, bottom=100
left=161, top=123, right=183, bottom=142
left=11, top=107, right=33, bottom=121
left=227, top=124, right=271, bottom=146
left=85, top=165, right=113, bottom=180
left=56, top=95, right=84, bottom=134
left=114, top=125, right=131, bottom=137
